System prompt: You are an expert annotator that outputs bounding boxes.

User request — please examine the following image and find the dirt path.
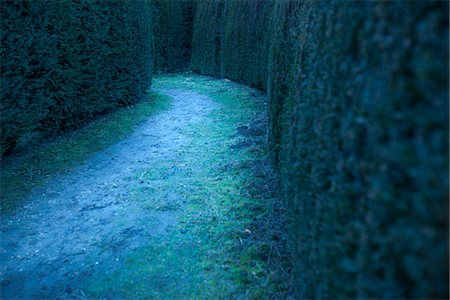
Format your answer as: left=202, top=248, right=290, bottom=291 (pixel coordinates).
left=1, top=76, right=287, bottom=299
left=0, top=88, right=219, bottom=298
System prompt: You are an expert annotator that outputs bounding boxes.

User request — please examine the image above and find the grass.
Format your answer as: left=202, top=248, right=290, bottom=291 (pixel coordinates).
left=1, top=73, right=290, bottom=298
left=83, top=73, right=290, bottom=298
left=0, top=91, right=171, bottom=214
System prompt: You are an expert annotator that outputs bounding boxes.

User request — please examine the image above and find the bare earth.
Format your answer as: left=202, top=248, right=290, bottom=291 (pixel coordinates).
left=0, top=89, right=219, bottom=299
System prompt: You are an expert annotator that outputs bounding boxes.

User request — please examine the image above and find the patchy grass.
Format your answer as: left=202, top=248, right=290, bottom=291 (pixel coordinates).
left=1, top=73, right=289, bottom=298
left=0, top=91, right=171, bottom=214
left=84, top=74, right=290, bottom=298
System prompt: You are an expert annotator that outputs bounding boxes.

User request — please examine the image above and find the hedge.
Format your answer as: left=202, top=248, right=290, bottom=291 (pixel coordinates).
left=2, top=0, right=448, bottom=297
left=190, top=0, right=271, bottom=89
left=1, top=0, right=153, bottom=156
left=269, top=1, right=449, bottom=298
left=152, top=0, right=194, bottom=73
left=191, top=1, right=449, bottom=298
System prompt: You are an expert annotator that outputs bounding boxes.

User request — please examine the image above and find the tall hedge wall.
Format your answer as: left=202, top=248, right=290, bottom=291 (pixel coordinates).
left=190, top=0, right=271, bottom=89
left=269, top=1, right=449, bottom=298
left=192, top=1, right=449, bottom=298
left=152, top=0, right=194, bottom=73
left=190, top=0, right=224, bottom=77
left=1, top=0, right=153, bottom=156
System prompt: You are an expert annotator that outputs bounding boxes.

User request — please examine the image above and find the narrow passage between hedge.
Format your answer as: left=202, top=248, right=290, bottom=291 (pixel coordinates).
left=0, top=75, right=288, bottom=299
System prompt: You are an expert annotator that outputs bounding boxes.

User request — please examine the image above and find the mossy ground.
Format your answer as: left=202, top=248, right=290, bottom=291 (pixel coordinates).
left=86, top=74, right=289, bottom=298
left=1, top=74, right=289, bottom=298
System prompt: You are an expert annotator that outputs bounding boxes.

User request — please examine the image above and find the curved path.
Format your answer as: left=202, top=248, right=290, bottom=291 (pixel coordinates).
left=0, top=76, right=285, bottom=299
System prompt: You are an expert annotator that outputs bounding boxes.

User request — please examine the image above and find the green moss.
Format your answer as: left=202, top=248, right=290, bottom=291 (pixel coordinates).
left=81, top=74, right=288, bottom=298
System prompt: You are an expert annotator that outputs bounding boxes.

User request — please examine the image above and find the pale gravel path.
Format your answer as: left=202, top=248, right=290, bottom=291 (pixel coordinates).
left=0, top=89, right=219, bottom=299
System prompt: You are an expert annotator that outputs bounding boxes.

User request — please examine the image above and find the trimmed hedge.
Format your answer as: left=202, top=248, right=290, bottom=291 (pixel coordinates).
left=191, top=0, right=271, bottom=89
left=2, top=0, right=448, bottom=297
left=270, top=1, right=449, bottom=298
left=191, top=1, right=449, bottom=298
left=1, top=0, right=153, bottom=156
left=152, top=0, right=194, bottom=73
left=190, top=0, right=224, bottom=77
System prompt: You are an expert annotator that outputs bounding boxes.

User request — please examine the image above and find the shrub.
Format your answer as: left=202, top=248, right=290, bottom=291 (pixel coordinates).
left=152, top=0, right=195, bottom=73
left=191, top=1, right=449, bottom=298
left=1, top=0, right=153, bottom=156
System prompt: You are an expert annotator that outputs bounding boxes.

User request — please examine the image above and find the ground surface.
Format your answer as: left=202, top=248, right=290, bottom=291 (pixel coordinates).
left=0, top=75, right=288, bottom=299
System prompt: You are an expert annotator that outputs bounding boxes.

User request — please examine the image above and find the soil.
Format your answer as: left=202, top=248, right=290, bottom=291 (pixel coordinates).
left=0, top=89, right=219, bottom=299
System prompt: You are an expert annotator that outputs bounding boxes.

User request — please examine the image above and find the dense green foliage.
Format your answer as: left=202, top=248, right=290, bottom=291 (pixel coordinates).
left=191, top=0, right=270, bottom=89
left=1, top=0, right=152, bottom=156
left=191, top=1, right=449, bottom=298
left=152, top=0, right=194, bottom=73
left=1, top=0, right=448, bottom=298
left=190, top=0, right=223, bottom=77
left=271, top=2, right=449, bottom=298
